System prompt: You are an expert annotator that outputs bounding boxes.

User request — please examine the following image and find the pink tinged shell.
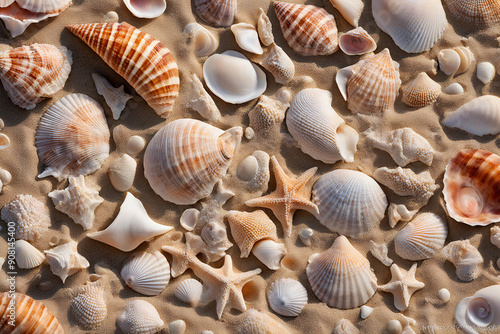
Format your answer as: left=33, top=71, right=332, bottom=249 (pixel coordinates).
left=455, top=285, right=500, bottom=331
left=339, top=27, right=377, bottom=56
left=444, top=0, right=500, bottom=26
left=194, top=0, right=236, bottom=27
left=0, top=43, right=72, bottom=110
left=274, top=1, right=339, bottom=56
left=35, top=93, right=110, bottom=181
left=16, top=0, right=71, bottom=14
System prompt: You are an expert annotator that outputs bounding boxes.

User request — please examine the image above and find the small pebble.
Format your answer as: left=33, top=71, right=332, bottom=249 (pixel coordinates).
left=169, top=319, right=186, bottom=334
left=104, top=11, right=119, bottom=22
left=444, top=83, right=464, bottom=95
left=126, top=135, right=146, bottom=155
left=386, top=320, right=402, bottom=334
left=438, top=288, right=450, bottom=302
left=245, top=127, right=254, bottom=139
left=108, top=154, right=137, bottom=192
left=299, top=228, right=313, bottom=246
left=360, top=305, right=374, bottom=319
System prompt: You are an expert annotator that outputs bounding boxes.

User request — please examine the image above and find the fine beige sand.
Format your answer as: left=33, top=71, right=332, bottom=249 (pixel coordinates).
left=0, top=0, right=500, bottom=333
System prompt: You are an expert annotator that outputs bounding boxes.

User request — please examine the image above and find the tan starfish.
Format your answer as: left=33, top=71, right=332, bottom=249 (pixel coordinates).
left=245, top=156, right=318, bottom=237
left=378, top=263, right=425, bottom=311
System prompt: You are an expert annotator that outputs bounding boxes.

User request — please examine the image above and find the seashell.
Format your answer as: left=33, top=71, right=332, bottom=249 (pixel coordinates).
left=108, top=154, right=137, bottom=192
left=388, top=203, right=418, bottom=228
left=441, top=239, right=483, bottom=282
left=477, top=62, right=495, bottom=84
left=121, top=251, right=170, bottom=296
left=44, top=240, right=90, bottom=283
left=0, top=167, right=11, bottom=185
left=235, top=309, right=291, bottom=334
left=251, top=239, right=285, bottom=270
left=312, top=169, right=388, bottom=237
left=372, top=0, right=447, bottom=53
left=194, top=0, right=236, bottom=27
left=180, top=208, right=199, bottom=231
left=143, top=119, right=242, bottom=205
left=0, top=292, right=64, bottom=333
left=183, top=23, right=218, bottom=57
left=49, top=175, right=104, bottom=230
left=274, top=1, right=339, bottom=56
left=236, top=150, right=270, bottom=193
left=336, top=49, right=401, bottom=115
left=402, top=72, right=441, bottom=108
left=117, top=299, right=164, bottom=334
left=454, top=46, right=475, bottom=74
left=333, top=319, right=359, bottom=334
left=455, top=285, right=500, bottom=334
left=169, top=320, right=186, bottom=334
left=438, top=49, right=461, bottom=76
left=186, top=73, right=221, bottom=121
left=360, top=305, right=374, bottom=319
left=329, top=0, right=364, bottom=27
left=0, top=43, right=72, bottom=110
left=174, top=278, right=203, bottom=306
left=491, top=226, right=500, bottom=248
left=257, top=8, right=274, bottom=46
left=203, top=50, right=267, bottom=104
left=443, top=95, right=500, bottom=136
left=386, top=320, right=402, bottom=334
left=365, top=127, right=435, bottom=166
left=249, top=91, right=291, bottom=137
left=442, top=149, right=500, bottom=225
left=339, top=27, right=377, bottom=56
left=104, top=10, right=119, bottom=22
left=15, top=239, right=44, bottom=269
left=245, top=127, right=254, bottom=139
left=260, top=43, right=295, bottom=85
left=306, top=236, right=377, bottom=309
left=231, top=23, right=263, bottom=55
left=123, top=0, right=166, bottom=18
left=67, top=22, right=179, bottom=118
left=444, top=0, right=500, bottom=26
left=286, top=88, right=359, bottom=164
left=439, top=288, right=451, bottom=302
left=267, top=278, right=308, bottom=317
left=36, top=93, right=110, bottom=180
left=394, top=213, right=448, bottom=261
left=299, top=228, right=313, bottom=246
left=1, top=194, right=51, bottom=242
left=71, top=275, right=107, bottom=329
left=89, top=192, right=172, bottom=252
left=0, top=0, right=15, bottom=7
left=369, top=240, right=393, bottom=266
left=444, top=82, right=464, bottom=94
left=15, top=0, right=71, bottom=13
left=0, top=133, right=9, bottom=150
left=92, top=73, right=132, bottom=120
left=126, top=135, right=146, bottom=156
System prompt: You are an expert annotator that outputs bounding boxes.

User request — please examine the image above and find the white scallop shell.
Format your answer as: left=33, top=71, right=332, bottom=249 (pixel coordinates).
left=92, top=73, right=132, bottom=120
left=123, top=0, right=166, bottom=18
left=121, top=251, right=170, bottom=296
left=174, top=278, right=203, bottom=306
left=44, top=240, right=90, bottom=283
left=286, top=88, right=359, bottom=164
left=445, top=83, right=464, bottom=95
left=260, top=43, right=295, bottom=85
left=441, top=239, right=483, bottom=282
left=455, top=285, right=500, bottom=334
left=267, top=278, right=307, bottom=317
left=15, top=240, right=44, bottom=269
left=0, top=133, right=9, bottom=150
left=329, top=0, right=364, bottom=26
left=108, top=154, right=137, bottom=192
left=117, top=300, right=164, bottom=334
left=312, top=169, right=388, bottom=237
left=180, top=208, right=199, bottom=231
left=454, top=46, right=475, bottom=75
left=477, top=62, right=495, bottom=84
left=402, top=72, right=441, bottom=108
left=71, top=276, right=107, bottom=329
left=257, top=8, right=274, bottom=46
left=438, top=49, right=461, bottom=76
left=186, top=73, right=221, bottom=121
left=339, top=27, right=377, bottom=55
left=251, top=239, right=285, bottom=270
left=184, top=23, right=218, bottom=57
left=231, top=23, right=263, bottom=55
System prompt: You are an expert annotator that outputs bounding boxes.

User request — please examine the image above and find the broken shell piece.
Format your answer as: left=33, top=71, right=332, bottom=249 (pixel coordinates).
left=126, top=135, right=146, bottom=155
left=186, top=73, right=221, bottom=121
left=386, top=320, right=402, bottom=334
left=339, top=27, right=377, bottom=56
left=169, top=320, right=186, bottom=334
left=236, top=151, right=270, bottom=193
left=402, top=72, right=441, bottom=108
left=180, top=208, right=199, bottom=231
left=231, top=23, right=263, bottom=55
left=194, top=0, right=236, bottom=27
left=174, top=278, right=203, bottom=306
left=92, top=73, right=132, bottom=120
left=330, top=0, right=364, bottom=27
left=184, top=23, right=218, bottom=57
left=252, top=239, right=285, bottom=270
left=445, top=82, right=464, bottom=94
left=438, top=49, right=461, bottom=76
left=257, top=8, right=273, bottom=46
left=249, top=92, right=291, bottom=137
left=15, top=239, right=45, bottom=269
left=477, top=62, right=495, bottom=84
left=0, top=133, right=9, bottom=150
left=44, top=240, right=90, bottom=283
left=360, top=305, right=374, bottom=319
left=369, top=240, right=393, bottom=266
left=491, top=226, right=500, bottom=248
left=260, top=43, right=295, bottom=85
left=299, top=228, right=313, bottom=246
left=267, top=278, right=308, bottom=317
left=454, top=46, right=475, bottom=75
left=455, top=285, right=500, bottom=334
left=118, top=300, right=164, bottom=334
left=123, top=0, right=166, bottom=18
left=439, top=288, right=451, bottom=302
left=388, top=203, right=418, bottom=228
left=108, top=154, right=137, bottom=192
left=70, top=276, right=107, bottom=329
left=441, top=239, right=483, bottom=282
left=120, top=251, right=171, bottom=296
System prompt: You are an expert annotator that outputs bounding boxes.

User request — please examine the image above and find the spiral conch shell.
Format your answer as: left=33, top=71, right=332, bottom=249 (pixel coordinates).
left=67, top=22, right=179, bottom=118
left=144, top=119, right=242, bottom=205
left=455, top=285, right=500, bottom=334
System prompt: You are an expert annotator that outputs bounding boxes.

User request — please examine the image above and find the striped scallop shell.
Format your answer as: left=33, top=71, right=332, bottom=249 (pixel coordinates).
left=312, top=169, right=388, bottom=237
left=144, top=119, right=242, bottom=205
left=118, top=300, right=165, bottom=334
left=67, top=22, right=179, bottom=118
left=194, top=0, right=236, bottom=27
left=444, top=0, right=500, bottom=26
left=35, top=93, right=110, bottom=180
left=71, top=276, right=107, bottom=329
left=267, top=278, right=307, bottom=317
left=0, top=292, right=64, bottom=333
left=402, top=72, right=441, bottom=108
left=443, top=149, right=500, bottom=226
left=395, top=212, right=448, bottom=261
left=306, top=236, right=377, bottom=309
left=16, top=0, right=71, bottom=14
left=0, top=43, right=72, bottom=110
left=174, top=278, right=203, bottom=306
left=121, top=251, right=171, bottom=296
left=274, top=1, right=339, bottom=56
left=15, top=239, right=45, bottom=269
left=339, top=27, right=377, bottom=56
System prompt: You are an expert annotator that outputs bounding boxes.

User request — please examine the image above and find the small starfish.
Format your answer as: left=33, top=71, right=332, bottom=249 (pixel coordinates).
left=245, top=156, right=318, bottom=237
left=378, top=263, right=425, bottom=311
left=162, top=232, right=205, bottom=277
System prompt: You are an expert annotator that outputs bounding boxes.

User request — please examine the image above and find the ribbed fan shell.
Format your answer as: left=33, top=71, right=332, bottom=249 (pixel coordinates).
left=16, top=0, right=71, bottom=14
left=339, top=27, right=377, bottom=55
left=121, top=251, right=171, bottom=296
left=402, top=72, right=441, bottom=107
left=194, top=0, right=236, bottom=27
left=267, top=278, right=308, bottom=317
left=329, top=0, right=364, bottom=27
left=236, top=309, right=290, bottom=334
left=71, top=278, right=107, bottom=329
left=0, top=0, right=15, bottom=7
left=118, top=300, right=164, bottom=334
left=15, top=240, right=45, bottom=269
left=444, top=0, right=500, bottom=26
left=174, top=278, right=203, bottom=306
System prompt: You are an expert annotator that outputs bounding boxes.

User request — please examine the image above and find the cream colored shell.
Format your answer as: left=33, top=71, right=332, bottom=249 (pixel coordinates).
left=92, top=73, right=132, bottom=120
left=108, top=154, right=137, bottom=192
left=249, top=92, right=291, bottom=137
left=260, top=43, right=295, bottom=85
left=123, top=0, right=166, bottom=18
left=231, top=23, right=263, bottom=55
left=117, top=299, right=165, bottom=334
left=402, top=72, right=441, bottom=108
left=71, top=276, right=107, bottom=329
left=454, top=46, right=475, bottom=74
left=252, top=239, right=286, bottom=270
left=44, top=240, right=90, bottom=283
left=121, top=251, right=171, bottom=296
left=184, top=23, right=218, bottom=57
left=174, top=278, right=203, bottom=306
left=15, top=239, right=45, bottom=269
left=235, top=309, right=291, bottom=334
left=186, top=73, right=221, bottom=121
left=329, top=0, right=364, bottom=26
left=442, top=239, right=483, bottom=282
left=257, top=8, right=274, bottom=46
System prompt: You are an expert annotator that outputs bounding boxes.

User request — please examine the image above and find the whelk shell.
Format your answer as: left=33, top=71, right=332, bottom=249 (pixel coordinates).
left=402, top=72, right=441, bottom=108
left=184, top=23, right=218, bottom=57
left=231, top=23, right=263, bottom=55
left=194, top=0, right=236, bottom=27
left=123, top=0, right=166, bottom=18
left=455, top=285, right=500, bottom=334
left=339, top=27, right=377, bottom=56
left=15, top=239, right=45, bottom=269
left=260, top=43, right=295, bottom=85
left=267, top=278, right=308, bottom=317
left=120, top=251, right=171, bottom=296
left=117, top=299, right=165, bottom=334
left=71, top=275, right=107, bottom=329
left=257, top=8, right=274, bottom=46
left=174, top=278, right=203, bottom=306
left=44, top=240, right=90, bottom=283
left=444, top=0, right=500, bottom=26
left=441, top=239, right=483, bottom=282
left=329, top=0, right=364, bottom=27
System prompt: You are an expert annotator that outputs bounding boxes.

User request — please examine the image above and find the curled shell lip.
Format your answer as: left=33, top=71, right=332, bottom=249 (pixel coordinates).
left=231, top=23, right=263, bottom=55
left=339, top=27, right=377, bottom=55
left=455, top=285, right=500, bottom=332
left=123, top=0, right=166, bottom=18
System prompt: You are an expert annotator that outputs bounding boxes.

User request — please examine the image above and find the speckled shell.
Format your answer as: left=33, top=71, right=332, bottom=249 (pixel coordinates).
left=67, top=22, right=179, bottom=118
left=0, top=43, right=72, bottom=110
left=442, top=239, right=483, bottom=282
left=71, top=276, right=107, bottom=329
left=174, top=278, right=203, bottom=306
left=194, top=0, right=236, bottom=27
left=118, top=300, right=164, bottom=334
left=402, top=72, right=441, bottom=107
left=16, top=0, right=71, bottom=13
left=35, top=93, right=110, bottom=180
left=267, top=278, right=308, bottom=317
left=444, top=0, right=500, bottom=26
left=120, top=251, right=171, bottom=296
left=143, top=119, right=242, bottom=205
left=443, top=149, right=500, bottom=226
left=274, top=1, right=339, bottom=56
left=0, top=292, right=64, bottom=333
left=339, top=27, right=377, bottom=55
left=306, top=236, right=377, bottom=309
left=15, top=239, right=45, bottom=269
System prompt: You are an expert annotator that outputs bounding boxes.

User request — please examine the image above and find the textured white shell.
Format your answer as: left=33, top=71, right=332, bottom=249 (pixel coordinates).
left=442, top=240, right=483, bottom=282
left=369, top=240, right=393, bottom=266
left=108, top=154, right=137, bottom=192
left=329, top=0, right=363, bottom=26
left=267, top=278, right=307, bottom=317
left=477, top=62, right=495, bottom=84
left=312, top=169, right=388, bottom=237
left=92, top=73, right=132, bottom=120
left=71, top=277, right=107, bottom=329
left=286, top=88, right=359, bottom=164
left=121, top=251, right=170, bottom=296
left=231, top=23, right=263, bottom=55
left=257, top=8, right=274, bottom=46
left=15, top=240, right=45, bottom=269
left=339, top=27, right=377, bottom=55
left=260, top=43, right=295, bottom=85
left=251, top=239, right=285, bottom=270
left=438, top=49, right=461, bottom=76
left=402, top=72, right=441, bottom=108
left=184, top=23, right=218, bottom=57
left=44, top=240, right=90, bottom=283
left=123, top=0, right=166, bottom=18
left=117, top=300, right=164, bottom=334
left=174, top=278, right=203, bottom=306
left=455, top=285, right=500, bottom=334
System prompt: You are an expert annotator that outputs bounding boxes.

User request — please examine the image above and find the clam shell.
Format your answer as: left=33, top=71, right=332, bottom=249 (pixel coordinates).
left=260, top=43, right=295, bottom=85
left=274, top=1, right=339, bottom=56
left=35, top=93, right=110, bottom=180
left=123, top=0, right=166, bottom=18
left=15, top=239, right=45, bottom=269
left=16, top=0, right=71, bottom=14
left=402, top=72, right=441, bottom=108
left=235, top=309, right=291, bottom=334
left=67, top=22, right=180, bottom=118
left=121, top=251, right=171, bottom=296
left=477, top=62, right=495, bottom=84
left=444, top=0, right=500, bottom=26
left=267, top=278, right=307, bottom=317
left=251, top=239, right=285, bottom=270
left=312, top=169, right=388, bottom=237
left=306, top=235, right=377, bottom=309
left=143, top=119, right=242, bottom=205
left=92, top=73, right=132, bottom=120
left=0, top=133, right=9, bottom=150
left=44, top=240, right=90, bottom=283
left=442, top=239, right=483, bottom=282
left=257, top=8, right=274, bottom=46
left=194, top=0, right=236, bottom=27
left=174, top=278, right=203, bottom=306
left=71, top=276, right=107, bottom=329
left=444, top=83, right=464, bottom=94
left=329, top=0, right=364, bottom=27
left=184, top=23, right=218, bottom=57
left=231, top=23, right=263, bottom=55
left=108, top=154, right=137, bottom=192
left=438, top=49, right=461, bottom=76
left=455, top=285, right=500, bottom=332
left=118, top=300, right=165, bottom=334
left=454, top=46, right=475, bottom=74
left=339, top=27, right=377, bottom=56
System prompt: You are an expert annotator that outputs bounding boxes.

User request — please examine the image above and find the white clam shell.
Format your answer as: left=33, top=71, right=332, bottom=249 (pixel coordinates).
left=339, top=27, right=377, bottom=56
left=180, top=208, right=199, bottom=231
left=237, top=155, right=259, bottom=181
left=455, top=285, right=500, bottom=334
left=257, top=8, right=274, bottom=46
left=454, top=46, right=475, bottom=75
left=169, top=320, right=186, bottom=334
left=15, top=240, right=45, bottom=269
left=123, top=0, right=166, bottom=18
left=92, top=73, right=132, bottom=120
left=442, top=239, right=483, bottom=282
left=108, top=154, right=137, bottom=192
left=251, top=239, right=285, bottom=270
left=231, top=23, right=263, bottom=55
left=184, top=23, right=218, bottom=57
left=118, top=300, right=164, bottom=334
left=477, top=62, right=495, bottom=84
left=438, top=49, right=461, bottom=76
left=126, top=135, right=146, bottom=155
left=121, top=251, right=170, bottom=296
left=0, top=133, right=9, bottom=150
left=71, top=276, right=107, bottom=329
left=444, top=83, right=464, bottom=95
left=174, top=278, right=203, bottom=306
left=44, top=240, right=90, bottom=283
left=267, top=278, right=308, bottom=317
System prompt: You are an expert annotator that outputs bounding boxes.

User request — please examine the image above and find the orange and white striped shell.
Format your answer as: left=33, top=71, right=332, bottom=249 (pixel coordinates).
left=444, top=0, right=500, bottom=26
left=67, top=22, right=179, bottom=118
left=274, top=1, right=339, bottom=56
left=144, top=119, right=242, bottom=205
left=194, top=0, right=237, bottom=27
left=0, top=43, right=72, bottom=110
left=16, top=0, right=71, bottom=14
left=0, top=292, right=64, bottom=333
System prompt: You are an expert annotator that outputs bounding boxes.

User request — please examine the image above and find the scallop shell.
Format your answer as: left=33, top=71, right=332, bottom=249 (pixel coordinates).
left=329, top=0, right=364, bottom=27
left=443, top=149, right=500, bottom=225
left=194, top=0, right=236, bottom=27
left=44, top=240, right=90, bottom=283
left=260, top=43, right=295, bottom=85
left=312, top=169, right=388, bottom=237
left=235, top=309, right=291, bottom=334
left=402, top=72, right=441, bottom=107
left=174, top=278, right=203, bottom=306
left=306, top=236, right=377, bottom=309
left=477, top=62, right=495, bottom=84
left=184, top=23, right=218, bottom=57
left=454, top=46, right=475, bottom=74
left=108, top=154, right=137, bottom=192
left=16, top=0, right=71, bottom=13
left=442, top=239, right=483, bottom=282
left=267, top=278, right=307, bottom=317
left=67, top=22, right=180, bottom=118
left=92, top=73, right=133, bottom=120
left=0, top=292, right=64, bottom=333
left=121, top=251, right=170, bottom=296
left=251, top=239, right=286, bottom=270
left=257, top=8, right=274, bottom=46
left=35, top=93, right=110, bottom=180
left=123, top=0, right=166, bottom=18
left=395, top=213, right=448, bottom=261
left=71, top=275, right=107, bottom=329
left=444, top=0, right=500, bottom=26
left=186, top=73, right=221, bottom=121
left=0, top=43, right=72, bottom=110
left=274, top=1, right=339, bottom=56
left=455, top=285, right=500, bottom=333
left=143, top=119, right=242, bottom=205
left=438, top=49, right=461, bottom=76
left=339, top=27, right=377, bottom=56
left=117, top=300, right=165, bottom=334
left=231, top=23, right=263, bottom=55
left=15, top=239, right=45, bottom=269
left=336, top=49, right=401, bottom=115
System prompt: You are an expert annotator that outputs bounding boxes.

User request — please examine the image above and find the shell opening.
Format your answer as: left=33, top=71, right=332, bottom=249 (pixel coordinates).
left=456, top=187, right=483, bottom=218
left=467, top=298, right=492, bottom=327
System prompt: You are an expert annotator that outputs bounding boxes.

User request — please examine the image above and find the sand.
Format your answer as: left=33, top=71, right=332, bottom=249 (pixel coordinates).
left=0, top=0, right=499, bottom=333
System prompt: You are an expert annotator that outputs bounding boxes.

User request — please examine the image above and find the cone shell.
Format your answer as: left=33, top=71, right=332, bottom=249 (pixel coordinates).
left=443, top=149, right=500, bottom=226
left=402, top=72, right=441, bottom=107
left=0, top=292, right=64, bottom=333
left=444, top=0, right=500, bottom=26
left=120, top=251, right=171, bottom=296
left=16, top=0, right=71, bottom=14
left=267, top=278, right=308, bottom=317
left=274, top=1, right=339, bottom=56
left=312, top=169, right=388, bottom=237
left=329, top=0, right=364, bottom=27
left=35, top=93, right=110, bottom=180
left=117, top=300, right=165, bottom=334
left=71, top=276, right=107, bottom=329
left=395, top=213, right=448, bottom=261
left=143, top=119, right=242, bottom=205
left=194, top=0, right=237, bottom=27
left=0, top=43, right=72, bottom=110
left=339, top=27, right=377, bottom=56
left=15, top=240, right=45, bottom=269
left=306, top=236, right=377, bottom=309
left=174, top=278, right=203, bottom=306
left=67, top=22, right=179, bottom=118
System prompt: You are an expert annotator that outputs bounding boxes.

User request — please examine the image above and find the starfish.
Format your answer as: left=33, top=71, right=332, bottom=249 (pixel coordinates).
left=378, top=263, right=425, bottom=311
left=162, top=232, right=206, bottom=277
left=245, top=156, right=318, bottom=237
